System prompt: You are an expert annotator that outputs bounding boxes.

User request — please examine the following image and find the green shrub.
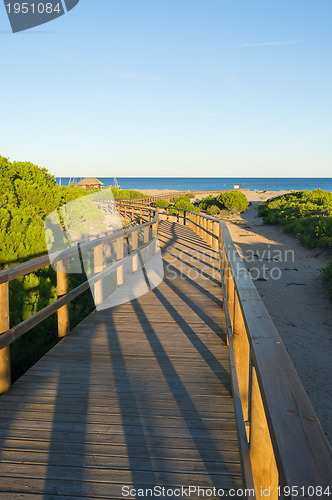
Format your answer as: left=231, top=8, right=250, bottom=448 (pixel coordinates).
left=153, top=199, right=171, bottom=207
left=199, top=195, right=215, bottom=210
left=258, top=190, right=332, bottom=248
left=110, top=187, right=146, bottom=199
left=216, top=191, right=249, bottom=213
left=207, top=205, right=220, bottom=215
left=174, top=198, right=199, bottom=213
left=171, top=196, right=185, bottom=203
left=199, top=191, right=249, bottom=213
left=0, top=156, right=96, bottom=381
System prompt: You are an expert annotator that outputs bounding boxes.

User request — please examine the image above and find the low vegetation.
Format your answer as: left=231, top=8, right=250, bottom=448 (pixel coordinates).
left=258, top=190, right=332, bottom=247
left=110, top=187, right=146, bottom=199
left=199, top=191, right=250, bottom=214
left=258, top=189, right=332, bottom=297
left=154, top=194, right=199, bottom=213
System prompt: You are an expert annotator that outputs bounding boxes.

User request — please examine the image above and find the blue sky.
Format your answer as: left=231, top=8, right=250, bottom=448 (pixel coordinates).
left=1, top=0, right=331, bottom=177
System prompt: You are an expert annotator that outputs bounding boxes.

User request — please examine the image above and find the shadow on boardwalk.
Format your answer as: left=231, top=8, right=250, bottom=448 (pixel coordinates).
left=0, top=220, right=243, bottom=499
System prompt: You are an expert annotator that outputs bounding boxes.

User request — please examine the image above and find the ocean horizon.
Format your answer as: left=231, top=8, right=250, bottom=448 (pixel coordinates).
left=55, top=177, right=332, bottom=192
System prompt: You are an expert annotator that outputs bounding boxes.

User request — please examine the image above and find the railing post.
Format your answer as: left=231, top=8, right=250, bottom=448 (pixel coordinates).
left=227, top=266, right=235, bottom=327
left=57, top=259, right=70, bottom=338
left=116, top=236, right=124, bottom=286
left=199, top=216, right=204, bottom=240
left=213, top=221, right=219, bottom=252
left=131, top=231, right=138, bottom=273
left=233, top=290, right=250, bottom=425
left=250, top=366, right=278, bottom=499
left=144, top=225, right=150, bottom=244
left=208, top=219, right=213, bottom=247
left=0, top=282, right=11, bottom=394
left=183, top=210, right=186, bottom=226
left=140, top=208, right=143, bottom=224
left=204, top=217, right=208, bottom=243
left=94, top=244, right=104, bottom=307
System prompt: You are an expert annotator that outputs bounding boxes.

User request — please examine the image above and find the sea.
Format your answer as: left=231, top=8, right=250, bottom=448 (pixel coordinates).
left=55, top=177, right=332, bottom=192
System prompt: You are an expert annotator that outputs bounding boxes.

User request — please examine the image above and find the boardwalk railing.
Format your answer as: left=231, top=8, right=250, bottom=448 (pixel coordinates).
left=160, top=206, right=332, bottom=500
left=0, top=203, right=158, bottom=394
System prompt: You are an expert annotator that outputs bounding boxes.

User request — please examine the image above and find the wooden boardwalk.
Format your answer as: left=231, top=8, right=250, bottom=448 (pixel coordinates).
left=0, top=220, right=243, bottom=499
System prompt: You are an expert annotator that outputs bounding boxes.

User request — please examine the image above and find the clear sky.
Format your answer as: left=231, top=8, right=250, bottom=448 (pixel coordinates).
left=1, top=0, right=331, bottom=177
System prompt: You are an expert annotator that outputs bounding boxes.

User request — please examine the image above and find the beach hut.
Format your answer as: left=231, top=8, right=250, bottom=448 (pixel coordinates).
left=77, top=177, right=104, bottom=190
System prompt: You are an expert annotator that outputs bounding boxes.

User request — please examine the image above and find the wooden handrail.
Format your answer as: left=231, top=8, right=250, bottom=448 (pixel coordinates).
left=0, top=203, right=159, bottom=392
left=185, top=209, right=332, bottom=499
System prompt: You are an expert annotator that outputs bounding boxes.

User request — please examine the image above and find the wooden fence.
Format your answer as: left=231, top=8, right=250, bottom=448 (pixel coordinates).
left=0, top=204, right=158, bottom=393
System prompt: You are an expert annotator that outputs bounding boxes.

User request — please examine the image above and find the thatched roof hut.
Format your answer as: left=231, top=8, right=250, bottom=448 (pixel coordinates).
left=77, top=177, right=104, bottom=190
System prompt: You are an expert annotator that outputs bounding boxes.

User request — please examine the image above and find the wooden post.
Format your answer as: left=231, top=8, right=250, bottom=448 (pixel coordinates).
left=140, top=208, right=143, bottom=224
left=208, top=220, right=213, bottom=247
left=199, top=216, right=204, bottom=240
left=153, top=212, right=159, bottom=238
left=250, top=366, right=279, bottom=500
left=131, top=207, right=135, bottom=222
left=233, top=290, right=250, bottom=424
left=183, top=210, right=186, bottom=226
left=94, top=244, right=103, bottom=307
left=0, top=282, right=11, bottom=394
left=131, top=231, right=138, bottom=273
left=124, top=206, right=127, bottom=220
left=144, top=225, right=149, bottom=244
left=227, top=266, right=235, bottom=327
left=57, top=260, right=70, bottom=338
left=117, top=236, right=124, bottom=286
left=204, top=218, right=208, bottom=243
left=213, top=221, right=219, bottom=252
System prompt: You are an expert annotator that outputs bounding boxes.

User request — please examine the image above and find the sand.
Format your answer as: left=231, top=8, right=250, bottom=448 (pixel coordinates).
left=223, top=190, right=332, bottom=443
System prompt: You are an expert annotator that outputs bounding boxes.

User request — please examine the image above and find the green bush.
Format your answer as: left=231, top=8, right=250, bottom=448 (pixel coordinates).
left=174, top=198, right=199, bottom=213
left=171, top=194, right=194, bottom=204
left=153, top=199, right=171, bottom=207
left=217, top=191, right=249, bottom=213
left=199, top=195, right=215, bottom=210
left=258, top=190, right=332, bottom=247
left=0, top=156, right=95, bottom=381
left=199, top=191, right=249, bottom=213
left=110, top=187, right=146, bottom=199
left=207, top=205, right=221, bottom=215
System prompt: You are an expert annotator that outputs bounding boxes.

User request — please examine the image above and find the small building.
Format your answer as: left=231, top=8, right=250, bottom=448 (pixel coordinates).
left=233, top=184, right=240, bottom=190
left=77, top=177, right=104, bottom=190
